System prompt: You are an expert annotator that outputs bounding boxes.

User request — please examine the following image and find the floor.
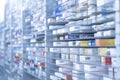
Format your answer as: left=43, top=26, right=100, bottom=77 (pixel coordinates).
left=0, top=65, right=39, bottom=80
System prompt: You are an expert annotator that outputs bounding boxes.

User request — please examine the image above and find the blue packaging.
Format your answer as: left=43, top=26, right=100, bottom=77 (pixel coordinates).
left=89, top=40, right=95, bottom=46
left=65, top=34, right=79, bottom=40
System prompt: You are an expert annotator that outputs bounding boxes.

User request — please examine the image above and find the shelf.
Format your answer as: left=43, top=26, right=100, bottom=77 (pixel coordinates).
left=49, top=36, right=115, bottom=41
left=27, top=46, right=45, bottom=48
left=48, top=31, right=96, bottom=37
left=50, top=46, right=115, bottom=48
left=85, top=71, right=114, bottom=79
left=89, top=11, right=115, bottom=17
left=25, top=41, right=45, bottom=44
left=68, top=16, right=89, bottom=21
left=91, top=18, right=114, bottom=25
left=49, top=52, right=116, bottom=57
left=48, top=21, right=68, bottom=25
left=95, top=27, right=115, bottom=31
left=46, top=56, right=114, bottom=68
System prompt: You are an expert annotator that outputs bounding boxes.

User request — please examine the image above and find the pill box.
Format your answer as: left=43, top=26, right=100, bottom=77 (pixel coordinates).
left=61, top=48, right=69, bottom=53
left=68, top=41, right=76, bottom=46
left=103, top=30, right=115, bottom=36
left=72, top=70, right=84, bottom=79
left=85, top=73, right=102, bottom=80
left=76, top=40, right=89, bottom=46
left=73, top=63, right=84, bottom=71
left=96, top=39, right=115, bottom=46
left=50, top=48, right=61, bottom=52
left=101, top=57, right=112, bottom=65
left=65, top=34, right=79, bottom=40
left=80, top=56, right=101, bottom=63
left=98, top=48, right=107, bottom=56
left=84, top=64, right=108, bottom=72
left=70, top=48, right=79, bottom=54
left=53, top=42, right=68, bottom=46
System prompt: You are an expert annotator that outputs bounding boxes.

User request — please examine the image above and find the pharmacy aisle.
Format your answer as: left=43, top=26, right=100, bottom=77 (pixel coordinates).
left=1, top=0, right=120, bottom=80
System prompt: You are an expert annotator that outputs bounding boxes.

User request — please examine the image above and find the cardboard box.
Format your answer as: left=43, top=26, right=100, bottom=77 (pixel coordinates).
left=66, top=75, right=72, bottom=80
left=59, top=35, right=65, bottom=40
left=73, top=63, right=84, bottom=71
left=79, top=48, right=84, bottom=54
left=89, top=40, right=95, bottom=46
left=70, top=48, right=79, bottom=54
left=98, top=48, right=107, bottom=56
left=50, top=75, right=61, bottom=80
left=101, top=57, right=112, bottom=65
left=87, top=48, right=98, bottom=55
left=50, top=48, right=61, bottom=52
left=65, top=34, right=79, bottom=40
left=61, top=54, right=67, bottom=60
left=106, top=48, right=117, bottom=56
left=57, top=29, right=62, bottom=34
left=103, top=30, right=115, bottom=36
left=85, top=73, right=102, bottom=80
left=68, top=41, right=76, bottom=46
left=84, top=65, right=108, bottom=72
left=55, top=71, right=72, bottom=80
left=76, top=40, right=89, bottom=46
left=61, top=28, right=69, bottom=34
left=69, top=26, right=80, bottom=32
left=53, top=42, right=68, bottom=46
left=96, top=39, right=114, bottom=46
left=94, top=31, right=103, bottom=37
left=112, top=57, right=117, bottom=67
left=61, top=48, right=69, bottom=53
left=80, top=56, right=101, bottom=63
left=52, top=30, right=57, bottom=35
left=56, top=60, right=72, bottom=65
left=72, top=70, right=84, bottom=79
left=59, top=67, right=71, bottom=72
left=69, top=54, right=77, bottom=61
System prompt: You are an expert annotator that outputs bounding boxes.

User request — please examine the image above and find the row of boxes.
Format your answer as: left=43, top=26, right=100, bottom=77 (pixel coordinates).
left=53, top=39, right=114, bottom=46
left=52, top=26, right=92, bottom=35
left=50, top=48, right=116, bottom=56
left=92, top=21, right=114, bottom=31
left=56, top=53, right=115, bottom=66
left=56, top=52, right=114, bottom=65
left=30, top=43, right=45, bottom=47
left=94, top=30, right=115, bottom=37
left=53, top=0, right=115, bottom=22
left=54, top=34, right=94, bottom=40
left=55, top=60, right=115, bottom=80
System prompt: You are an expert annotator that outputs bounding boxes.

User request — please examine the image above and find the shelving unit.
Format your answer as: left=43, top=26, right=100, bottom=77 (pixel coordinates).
left=46, top=0, right=120, bottom=80
left=22, top=0, right=46, bottom=80
left=4, top=0, right=23, bottom=80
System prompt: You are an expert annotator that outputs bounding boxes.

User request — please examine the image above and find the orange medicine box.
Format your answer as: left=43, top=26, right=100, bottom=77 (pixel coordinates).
left=96, top=39, right=114, bottom=46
